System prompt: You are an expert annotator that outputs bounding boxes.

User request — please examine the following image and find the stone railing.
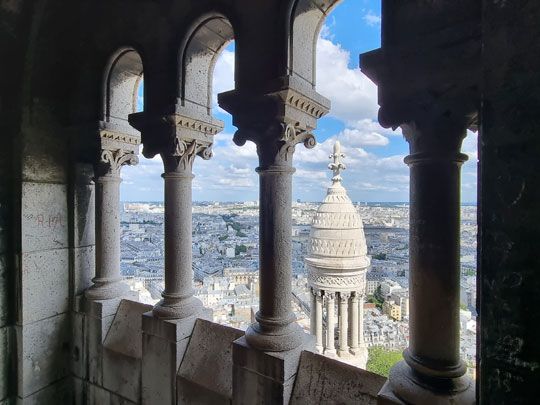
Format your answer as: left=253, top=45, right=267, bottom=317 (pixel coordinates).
left=71, top=297, right=386, bottom=404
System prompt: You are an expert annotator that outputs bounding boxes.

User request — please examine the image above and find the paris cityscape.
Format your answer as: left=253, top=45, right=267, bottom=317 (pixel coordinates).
left=120, top=200, right=477, bottom=378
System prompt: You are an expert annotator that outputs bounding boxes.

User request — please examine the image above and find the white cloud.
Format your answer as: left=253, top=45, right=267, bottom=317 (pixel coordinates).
left=212, top=48, right=235, bottom=112
left=339, top=128, right=389, bottom=147
left=363, top=11, right=381, bottom=27
left=316, top=36, right=379, bottom=122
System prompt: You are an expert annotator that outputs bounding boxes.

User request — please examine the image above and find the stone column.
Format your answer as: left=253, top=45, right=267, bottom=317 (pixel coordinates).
left=325, top=292, right=336, bottom=355
left=358, top=294, right=365, bottom=347
left=218, top=86, right=329, bottom=404
left=380, top=117, right=474, bottom=403
left=310, top=288, right=316, bottom=336
left=129, top=111, right=220, bottom=405
left=338, top=292, right=349, bottom=356
left=315, top=290, right=324, bottom=353
left=239, top=123, right=316, bottom=352
left=85, top=148, right=137, bottom=300
left=153, top=140, right=212, bottom=319
left=349, top=292, right=359, bottom=354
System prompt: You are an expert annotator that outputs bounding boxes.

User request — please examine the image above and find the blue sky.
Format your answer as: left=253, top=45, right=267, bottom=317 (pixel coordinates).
left=123, top=0, right=477, bottom=203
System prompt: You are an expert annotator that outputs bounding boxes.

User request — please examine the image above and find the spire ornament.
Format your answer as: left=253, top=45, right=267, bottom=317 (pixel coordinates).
left=328, top=141, right=346, bottom=183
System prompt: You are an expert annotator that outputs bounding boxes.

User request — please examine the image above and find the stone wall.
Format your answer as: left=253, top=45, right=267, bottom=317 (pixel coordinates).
left=479, top=1, right=540, bottom=403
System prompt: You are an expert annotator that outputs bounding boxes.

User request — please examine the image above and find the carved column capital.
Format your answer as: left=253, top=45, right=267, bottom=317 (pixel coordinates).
left=326, top=292, right=335, bottom=300
left=96, top=127, right=140, bottom=177
left=161, top=137, right=213, bottom=173
left=129, top=106, right=223, bottom=171
left=218, top=83, right=329, bottom=169
left=339, top=292, right=351, bottom=302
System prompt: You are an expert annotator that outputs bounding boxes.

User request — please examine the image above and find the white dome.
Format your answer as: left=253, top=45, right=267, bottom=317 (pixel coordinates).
left=305, top=142, right=370, bottom=292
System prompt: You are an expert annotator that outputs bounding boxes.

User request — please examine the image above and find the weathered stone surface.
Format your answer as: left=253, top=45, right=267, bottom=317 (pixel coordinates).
left=21, top=126, right=68, bottom=184
left=232, top=365, right=295, bottom=405
left=85, top=297, right=123, bottom=319
left=85, top=299, right=126, bottom=387
left=142, top=332, right=189, bottom=405
left=232, top=336, right=315, bottom=404
left=0, top=256, right=9, bottom=327
left=0, top=326, right=12, bottom=401
left=71, top=311, right=87, bottom=380
left=104, top=300, right=151, bottom=358
left=19, top=248, right=69, bottom=325
left=177, top=319, right=244, bottom=402
left=16, top=314, right=70, bottom=397
left=81, top=380, right=137, bottom=405
left=233, top=336, right=310, bottom=383
left=290, top=351, right=385, bottom=405
left=16, top=377, right=72, bottom=404
left=21, top=182, right=68, bottom=253
left=479, top=1, right=540, bottom=402
left=101, top=300, right=152, bottom=402
left=73, top=182, right=95, bottom=248
left=141, top=311, right=211, bottom=404
left=103, top=350, right=141, bottom=403
left=73, top=245, right=95, bottom=297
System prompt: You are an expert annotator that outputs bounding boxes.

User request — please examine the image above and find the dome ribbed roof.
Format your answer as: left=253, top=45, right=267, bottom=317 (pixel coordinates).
left=305, top=142, right=370, bottom=291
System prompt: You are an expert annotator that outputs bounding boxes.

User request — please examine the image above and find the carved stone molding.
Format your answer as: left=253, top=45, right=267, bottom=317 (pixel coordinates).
left=218, top=84, right=329, bottom=169
left=96, top=127, right=140, bottom=177
left=162, top=137, right=213, bottom=173
left=100, top=129, right=140, bottom=147
left=128, top=108, right=223, bottom=162
left=339, top=292, right=351, bottom=302
left=309, top=238, right=367, bottom=257
left=308, top=273, right=366, bottom=290
left=274, top=123, right=316, bottom=165
left=99, top=149, right=138, bottom=176
left=172, top=115, right=223, bottom=137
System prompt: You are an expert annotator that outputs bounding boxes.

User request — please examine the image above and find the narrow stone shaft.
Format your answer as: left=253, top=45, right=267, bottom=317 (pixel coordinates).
left=310, top=288, right=316, bottom=336
left=315, top=291, right=324, bottom=352
left=350, top=293, right=359, bottom=351
left=338, top=293, right=349, bottom=355
left=358, top=294, right=365, bottom=347
left=152, top=170, right=202, bottom=319
left=405, top=149, right=467, bottom=377
left=86, top=174, right=128, bottom=300
left=326, top=293, right=336, bottom=353
left=245, top=164, right=304, bottom=351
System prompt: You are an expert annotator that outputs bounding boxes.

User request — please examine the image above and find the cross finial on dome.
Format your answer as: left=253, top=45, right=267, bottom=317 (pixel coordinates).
left=328, top=141, right=346, bottom=183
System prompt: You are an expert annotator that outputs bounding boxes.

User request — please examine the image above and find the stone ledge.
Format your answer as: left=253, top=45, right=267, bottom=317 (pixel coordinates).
left=233, top=335, right=315, bottom=383
left=103, top=299, right=152, bottom=359
left=290, top=351, right=386, bottom=405
left=141, top=308, right=212, bottom=342
left=177, top=319, right=244, bottom=401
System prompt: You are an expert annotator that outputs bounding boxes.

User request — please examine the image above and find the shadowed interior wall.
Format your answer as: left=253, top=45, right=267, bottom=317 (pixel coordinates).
left=479, top=1, right=540, bottom=403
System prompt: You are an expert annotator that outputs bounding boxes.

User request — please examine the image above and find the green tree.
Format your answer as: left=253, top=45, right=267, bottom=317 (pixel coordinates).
left=235, top=244, right=247, bottom=256
left=367, top=347, right=403, bottom=377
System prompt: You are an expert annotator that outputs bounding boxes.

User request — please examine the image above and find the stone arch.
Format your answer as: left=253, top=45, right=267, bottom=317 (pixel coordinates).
left=178, top=14, right=235, bottom=116
left=288, top=0, right=342, bottom=89
left=103, top=48, right=144, bottom=130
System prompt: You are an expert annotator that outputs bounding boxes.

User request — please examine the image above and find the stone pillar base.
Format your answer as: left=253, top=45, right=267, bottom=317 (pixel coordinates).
left=232, top=335, right=315, bottom=405
left=84, top=279, right=131, bottom=301
left=83, top=294, right=138, bottom=386
left=141, top=308, right=212, bottom=405
left=377, top=361, right=475, bottom=405
left=324, top=348, right=336, bottom=357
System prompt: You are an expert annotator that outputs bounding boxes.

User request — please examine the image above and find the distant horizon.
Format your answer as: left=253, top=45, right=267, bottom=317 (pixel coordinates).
left=121, top=200, right=478, bottom=206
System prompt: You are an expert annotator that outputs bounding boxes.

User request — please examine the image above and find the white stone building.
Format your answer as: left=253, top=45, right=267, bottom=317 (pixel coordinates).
left=305, top=142, right=370, bottom=369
